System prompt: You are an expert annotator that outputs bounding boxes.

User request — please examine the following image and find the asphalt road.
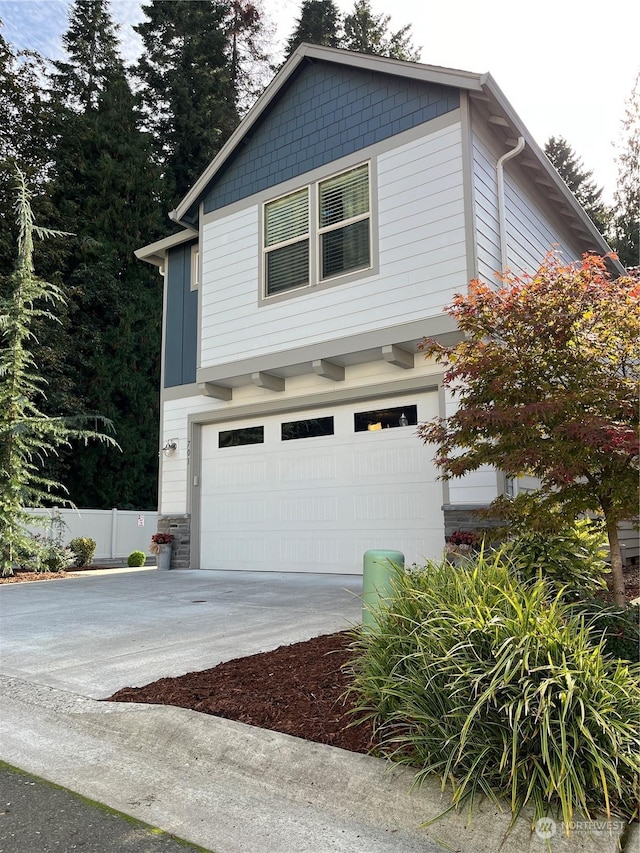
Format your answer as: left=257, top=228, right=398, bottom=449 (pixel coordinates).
left=0, top=763, right=214, bottom=853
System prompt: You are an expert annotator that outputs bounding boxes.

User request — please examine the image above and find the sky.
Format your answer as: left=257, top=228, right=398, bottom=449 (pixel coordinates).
left=1, top=0, right=638, bottom=204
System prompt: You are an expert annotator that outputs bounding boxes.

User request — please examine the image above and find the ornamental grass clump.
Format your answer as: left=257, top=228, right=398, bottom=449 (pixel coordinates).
left=347, top=553, right=640, bottom=831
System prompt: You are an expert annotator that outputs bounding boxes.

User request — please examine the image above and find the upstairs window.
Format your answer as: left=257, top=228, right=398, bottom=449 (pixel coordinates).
left=264, top=188, right=309, bottom=296
left=263, top=163, right=371, bottom=298
left=319, top=164, right=370, bottom=280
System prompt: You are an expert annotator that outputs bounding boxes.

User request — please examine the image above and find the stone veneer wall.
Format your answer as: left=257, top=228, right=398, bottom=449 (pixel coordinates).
left=442, top=505, right=504, bottom=543
left=156, top=514, right=191, bottom=569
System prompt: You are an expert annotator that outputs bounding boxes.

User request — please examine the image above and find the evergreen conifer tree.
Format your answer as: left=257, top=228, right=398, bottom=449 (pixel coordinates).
left=342, top=0, right=420, bottom=61
left=225, top=0, right=271, bottom=113
left=43, top=1, right=165, bottom=509
left=544, top=136, right=609, bottom=235
left=611, top=75, right=640, bottom=269
left=135, top=0, right=240, bottom=205
left=0, top=171, right=117, bottom=576
left=286, top=0, right=341, bottom=57
left=51, top=0, right=120, bottom=111
left=0, top=25, right=51, bottom=272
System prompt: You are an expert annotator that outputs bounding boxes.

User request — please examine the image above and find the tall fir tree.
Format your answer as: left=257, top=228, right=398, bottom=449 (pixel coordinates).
left=51, top=0, right=120, bottom=111
left=0, top=170, right=117, bottom=575
left=135, top=0, right=240, bottom=206
left=286, top=0, right=341, bottom=58
left=225, top=0, right=271, bottom=113
left=544, top=136, right=609, bottom=236
left=43, top=0, right=166, bottom=509
left=611, top=74, right=640, bottom=269
left=0, top=25, right=51, bottom=272
left=342, top=0, right=420, bottom=61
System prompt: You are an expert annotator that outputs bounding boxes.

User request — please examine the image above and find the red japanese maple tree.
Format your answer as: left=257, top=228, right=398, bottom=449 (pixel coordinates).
left=418, top=253, right=639, bottom=605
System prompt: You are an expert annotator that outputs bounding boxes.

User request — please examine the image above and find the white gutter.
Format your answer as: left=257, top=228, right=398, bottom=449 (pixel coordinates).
left=496, top=136, right=525, bottom=270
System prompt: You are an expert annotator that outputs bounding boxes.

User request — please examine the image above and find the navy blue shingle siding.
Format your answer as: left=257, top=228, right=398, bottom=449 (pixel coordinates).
left=164, top=243, right=198, bottom=388
left=203, top=60, right=459, bottom=214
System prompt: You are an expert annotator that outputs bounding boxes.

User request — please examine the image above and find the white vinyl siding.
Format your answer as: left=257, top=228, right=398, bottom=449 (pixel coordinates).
left=200, top=121, right=466, bottom=369
left=471, top=127, right=582, bottom=281
left=442, top=386, right=499, bottom=505
left=160, top=394, right=215, bottom=515
left=503, top=176, right=579, bottom=273
left=471, top=132, right=501, bottom=281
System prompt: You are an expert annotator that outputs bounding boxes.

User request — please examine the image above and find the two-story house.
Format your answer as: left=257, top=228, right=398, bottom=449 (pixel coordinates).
left=136, top=44, right=620, bottom=573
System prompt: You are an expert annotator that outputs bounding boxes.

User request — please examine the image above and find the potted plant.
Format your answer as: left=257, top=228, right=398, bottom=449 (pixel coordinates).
left=446, top=529, right=481, bottom=557
left=150, top=532, right=174, bottom=571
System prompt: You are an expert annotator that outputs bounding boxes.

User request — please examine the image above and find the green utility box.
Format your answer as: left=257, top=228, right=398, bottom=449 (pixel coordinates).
left=362, top=549, right=404, bottom=627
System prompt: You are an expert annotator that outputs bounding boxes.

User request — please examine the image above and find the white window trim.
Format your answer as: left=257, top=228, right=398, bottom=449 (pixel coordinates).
left=190, top=245, right=200, bottom=291
left=261, top=161, right=373, bottom=302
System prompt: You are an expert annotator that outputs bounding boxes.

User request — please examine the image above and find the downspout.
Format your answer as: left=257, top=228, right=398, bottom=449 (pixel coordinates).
left=497, top=136, right=525, bottom=271
left=496, top=136, right=525, bottom=500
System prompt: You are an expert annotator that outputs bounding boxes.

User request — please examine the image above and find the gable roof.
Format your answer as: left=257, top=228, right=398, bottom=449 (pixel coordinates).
left=171, top=43, right=622, bottom=274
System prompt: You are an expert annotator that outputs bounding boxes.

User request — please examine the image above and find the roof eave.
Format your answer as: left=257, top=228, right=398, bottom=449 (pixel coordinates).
left=479, top=74, right=624, bottom=275
left=135, top=228, right=198, bottom=267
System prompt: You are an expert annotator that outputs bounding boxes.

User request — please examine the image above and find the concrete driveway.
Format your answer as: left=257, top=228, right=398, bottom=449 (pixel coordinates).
left=0, top=568, right=627, bottom=853
left=0, top=567, right=362, bottom=698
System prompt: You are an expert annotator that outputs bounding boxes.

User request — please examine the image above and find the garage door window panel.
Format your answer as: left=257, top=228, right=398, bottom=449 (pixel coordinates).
left=354, top=405, right=417, bottom=432
left=219, top=425, right=264, bottom=447
left=281, top=416, right=334, bottom=441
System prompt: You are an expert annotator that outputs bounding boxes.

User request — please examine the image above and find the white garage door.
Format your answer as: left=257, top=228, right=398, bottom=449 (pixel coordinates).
left=199, top=393, right=444, bottom=573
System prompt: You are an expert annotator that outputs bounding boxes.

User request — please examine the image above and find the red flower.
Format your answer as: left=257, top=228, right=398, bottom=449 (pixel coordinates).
left=151, top=533, right=173, bottom=545
left=448, top=530, right=480, bottom=547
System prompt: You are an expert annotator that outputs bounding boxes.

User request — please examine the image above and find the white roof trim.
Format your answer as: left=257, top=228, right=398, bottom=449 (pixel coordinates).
left=135, top=228, right=198, bottom=266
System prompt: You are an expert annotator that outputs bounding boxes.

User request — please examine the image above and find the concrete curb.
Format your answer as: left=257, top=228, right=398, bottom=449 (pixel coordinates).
left=623, top=822, right=639, bottom=852
left=0, top=676, right=627, bottom=853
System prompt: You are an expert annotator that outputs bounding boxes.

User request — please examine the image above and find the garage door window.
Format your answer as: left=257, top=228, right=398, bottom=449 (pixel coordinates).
left=354, top=405, right=417, bottom=432
left=281, top=416, right=334, bottom=441
left=219, top=425, right=264, bottom=447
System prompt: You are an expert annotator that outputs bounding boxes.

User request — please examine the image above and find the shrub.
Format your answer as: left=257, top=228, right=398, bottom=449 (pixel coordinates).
left=69, top=537, right=97, bottom=567
left=569, top=598, right=640, bottom=663
left=347, top=554, right=640, bottom=830
left=20, top=533, right=73, bottom=573
left=502, top=520, right=609, bottom=599
left=127, top=550, right=146, bottom=568
left=40, top=541, right=73, bottom=572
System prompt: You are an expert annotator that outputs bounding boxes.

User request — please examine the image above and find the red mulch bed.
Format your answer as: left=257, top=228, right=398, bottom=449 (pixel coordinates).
left=0, top=570, right=74, bottom=583
left=0, top=567, right=120, bottom=583
left=107, top=631, right=375, bottom=754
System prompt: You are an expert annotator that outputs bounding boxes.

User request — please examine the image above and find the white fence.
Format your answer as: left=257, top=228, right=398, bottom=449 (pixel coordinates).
left=27, top=508, right=159, bottom=562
